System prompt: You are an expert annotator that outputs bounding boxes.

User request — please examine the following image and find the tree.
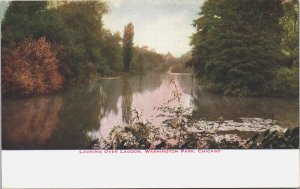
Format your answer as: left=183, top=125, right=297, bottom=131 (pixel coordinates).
left=51, top=1, right=110, bottom=79
left=123, top=22, right=134, bottom=72
left=189, top=0, right=284, bottom=96
left=2, top=37, right=63, bottom=96
left=280, top=0, right=299, bottom=67
left=2, top=1, right=124, bottom=81
left=131, top=46, right=165, bottom=73
left=1, top=1, right=48, bottom=44
left=101, top=31, right=123, bottom=73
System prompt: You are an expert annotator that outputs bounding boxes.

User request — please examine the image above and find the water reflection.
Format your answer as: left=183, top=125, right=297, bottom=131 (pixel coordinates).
left=46, top=82, right=103, bottom=149
left=2, top=96, right=62, bottom=149
left=2, top=73, right=298, bottom=149
left=192, top=87, right=299, bottom=128
left=122, top=76, right=133, bottom=124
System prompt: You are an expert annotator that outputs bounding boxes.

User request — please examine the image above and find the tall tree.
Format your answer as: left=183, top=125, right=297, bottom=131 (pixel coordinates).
left=189, top=0, right=284, bottom=96
left=123, top=22, right=134, bottom=72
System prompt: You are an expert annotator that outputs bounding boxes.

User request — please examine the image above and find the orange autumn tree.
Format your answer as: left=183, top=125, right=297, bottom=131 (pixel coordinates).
left=2, top=37, right=64, bottom=96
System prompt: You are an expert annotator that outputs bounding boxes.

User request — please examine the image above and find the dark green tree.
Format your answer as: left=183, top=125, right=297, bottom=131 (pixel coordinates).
left=131, top=46, right=165, bottom=74
left=101, top=31, right=123, bottom=73
left=123, top=22, right=134, bottom=72
left=280, top=0, right=299, bottom=67
left=53, top=1, right=109, bottom=79
left=1, top=1, right=48, bottom=44
left=2, top=0, right=124, bottom=84
left=190, top=0, right=284, bottom=96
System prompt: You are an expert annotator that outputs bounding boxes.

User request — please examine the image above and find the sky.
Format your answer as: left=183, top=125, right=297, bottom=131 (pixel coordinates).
left=103, top=0, right=204, bottom=57
left=0, top=0, right=205, bottom=57
left=0, top=1, right=9, bottom=21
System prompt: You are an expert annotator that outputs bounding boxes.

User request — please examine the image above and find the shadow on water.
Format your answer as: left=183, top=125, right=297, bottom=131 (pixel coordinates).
left=192, top=86, right=299, bottom=128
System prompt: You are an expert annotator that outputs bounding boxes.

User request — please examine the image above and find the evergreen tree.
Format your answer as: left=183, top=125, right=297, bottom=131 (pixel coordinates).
left=190, top=0, right=284, bottom=96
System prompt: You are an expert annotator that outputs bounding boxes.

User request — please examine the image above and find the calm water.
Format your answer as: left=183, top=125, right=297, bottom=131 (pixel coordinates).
left=2, top=73, right=299, bottom=149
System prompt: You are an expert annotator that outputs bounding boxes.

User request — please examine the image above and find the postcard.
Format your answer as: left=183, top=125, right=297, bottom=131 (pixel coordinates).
left=1, top=0, right=299, bottom=188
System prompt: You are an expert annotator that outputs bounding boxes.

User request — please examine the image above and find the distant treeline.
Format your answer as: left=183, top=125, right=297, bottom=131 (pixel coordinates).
left=1, top=1, right=177, bottom=96
left=189, top=0, right=299, bottom=97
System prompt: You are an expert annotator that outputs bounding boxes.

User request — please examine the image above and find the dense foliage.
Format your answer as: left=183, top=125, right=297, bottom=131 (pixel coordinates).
left=189, top=0, right=298, bottom=96
left=1, top=1, right=173, bottom=96
left=269, top=0, right=299, bottom=97
left=131, top=46, right=167, bottom=74
left=270, top=67, right=299, bottom=96
left=2, top=37, right=63, bottom=96
left=280, top=0, right=299, bottom=68
left=1, top=1, right=118, bottom=86
left=170, top=51, right=193, bottom=73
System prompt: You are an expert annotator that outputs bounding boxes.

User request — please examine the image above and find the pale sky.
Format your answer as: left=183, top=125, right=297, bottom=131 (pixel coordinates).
left=103, top=0, right=204, bottom=57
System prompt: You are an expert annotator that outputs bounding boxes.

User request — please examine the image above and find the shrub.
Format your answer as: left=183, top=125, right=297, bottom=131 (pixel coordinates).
left=270, top=67, right=299, bottom=97
left=105, top=110, right=159, bottom=149
left=2, top=37, right=64, bottom=96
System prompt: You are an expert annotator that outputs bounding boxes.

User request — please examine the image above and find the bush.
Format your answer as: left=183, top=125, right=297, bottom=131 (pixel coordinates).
left=104, top=109, right=159, bottom=149
left=2, top=37, right=64, bottom=96
left=270, top=67, right=299, bottom=97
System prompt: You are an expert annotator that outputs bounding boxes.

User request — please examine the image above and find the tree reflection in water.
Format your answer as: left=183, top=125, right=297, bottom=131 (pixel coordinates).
left=121, top=76, right=133, bottom=124
left=2, top=96, right=62, bottom=149
left=191, top=86, right=299, bottom=128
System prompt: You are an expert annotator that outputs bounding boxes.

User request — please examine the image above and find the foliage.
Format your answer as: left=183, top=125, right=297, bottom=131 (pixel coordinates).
left=280, top=0, right=299, bottom=67
left=189, top=0, right=285, bottom=96
left=105, top=109, right=159, bottom=149
left=1, top=0, right=123, bottom=93
left=1, top=1, right=48, bottom=43
left=170, top=51, right=193, bottom=73
left=1, top=1, right=190, bottom=97
left=155, top=78, right=196, bottom=148
left=123, top=23, right=134, bottom=72
left=2, top=37, right=63, bottom=96
left=102, top=31, right=123, bottom=72
left=44, top=1, right=120, bottom=79
left=269, top=67, right=299, bottom=97
left=131, top=46, right=166, bottom=74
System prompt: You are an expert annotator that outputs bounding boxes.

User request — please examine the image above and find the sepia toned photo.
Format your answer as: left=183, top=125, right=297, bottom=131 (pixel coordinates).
left=1, top=0, right=299, bottom=150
